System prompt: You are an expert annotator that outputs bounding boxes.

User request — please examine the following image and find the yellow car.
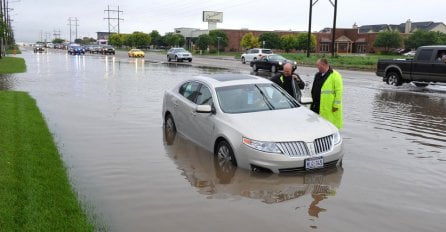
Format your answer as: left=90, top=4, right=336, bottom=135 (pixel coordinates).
left=128, top=49, right=145, bottom=58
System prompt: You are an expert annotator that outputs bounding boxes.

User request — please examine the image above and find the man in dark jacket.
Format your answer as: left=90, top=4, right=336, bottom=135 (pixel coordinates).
left=270, top=63, right=305, bottom=100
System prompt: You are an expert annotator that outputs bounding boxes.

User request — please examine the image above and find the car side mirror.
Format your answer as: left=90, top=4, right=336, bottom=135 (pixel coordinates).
left=196, top=104, right=212, bottom=113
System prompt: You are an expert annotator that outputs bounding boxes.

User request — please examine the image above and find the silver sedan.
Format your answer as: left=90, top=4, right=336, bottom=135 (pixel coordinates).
left=162, top=74, right=344, bottom=173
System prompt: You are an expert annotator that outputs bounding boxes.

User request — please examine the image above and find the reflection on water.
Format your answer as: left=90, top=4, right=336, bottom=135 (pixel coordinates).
left=163, top=128, right=343, bottom=217
left=0, top=74, right=15, bottom=90
left=372, top=90, right=446, bottom=159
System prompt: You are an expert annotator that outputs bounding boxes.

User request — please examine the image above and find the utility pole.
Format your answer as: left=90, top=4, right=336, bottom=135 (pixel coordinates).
left=67, top=17, right=79, bottom=43
left=104, top=5, right=124, bottom=34
left=307, top=0, right=338, bottom=57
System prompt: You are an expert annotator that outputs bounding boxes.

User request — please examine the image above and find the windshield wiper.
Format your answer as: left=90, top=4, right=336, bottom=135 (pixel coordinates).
left=255, top=85, right=275, bottom=110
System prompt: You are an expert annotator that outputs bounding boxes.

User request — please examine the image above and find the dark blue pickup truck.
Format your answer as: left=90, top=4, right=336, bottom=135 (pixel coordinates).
left=376, top=45, right=446, bottom=87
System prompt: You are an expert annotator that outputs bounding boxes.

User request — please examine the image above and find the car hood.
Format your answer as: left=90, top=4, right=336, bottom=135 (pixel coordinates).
left=223, top=107, right=337, bottom=142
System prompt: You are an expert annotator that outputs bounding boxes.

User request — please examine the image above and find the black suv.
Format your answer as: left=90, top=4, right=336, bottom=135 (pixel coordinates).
left=101, top=45, right=115, bottom=55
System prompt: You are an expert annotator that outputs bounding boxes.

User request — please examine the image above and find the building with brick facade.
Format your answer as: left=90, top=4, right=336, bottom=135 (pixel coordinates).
left=174, top=19, right=446, bottom=54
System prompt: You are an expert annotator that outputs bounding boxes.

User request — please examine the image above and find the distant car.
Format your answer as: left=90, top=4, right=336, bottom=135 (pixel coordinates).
left=89, top=45, right=102, bottom=54
left=67, top=45, right=85, bottom=55
left=403, top=51, right=416, bottom=57
left=241, top=48, right=273, bottom=64
left=250, top=54, right=297, bottom=73
left=101, top=45, right=115, bottom=55
left=33, top=44, right=45, bottom=53
left=128, top=49, right=145, bottom=57
left=167, top=47, right=192, bottom=62
left=162, top=74, right=344, bottom=173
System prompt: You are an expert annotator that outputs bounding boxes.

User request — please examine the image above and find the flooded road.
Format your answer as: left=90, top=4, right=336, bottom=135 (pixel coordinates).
left=2, top=49, right=446, bottom=232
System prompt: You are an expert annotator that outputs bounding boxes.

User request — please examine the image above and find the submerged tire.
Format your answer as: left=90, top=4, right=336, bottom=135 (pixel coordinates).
left=386, top=71, right=403, bottom=86
left=215, top=140, right=237, bottom=167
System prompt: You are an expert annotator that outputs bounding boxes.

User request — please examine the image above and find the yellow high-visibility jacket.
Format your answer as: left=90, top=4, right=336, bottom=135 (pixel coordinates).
left=319, top=70, right=343, bottom=129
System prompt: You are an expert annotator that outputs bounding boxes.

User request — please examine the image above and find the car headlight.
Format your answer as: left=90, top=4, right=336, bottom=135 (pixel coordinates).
left=242, top=137, right=282, bottom=153
left=332, top=131, right=342, bottom=145
left=278, top=62, right=283, bottom=65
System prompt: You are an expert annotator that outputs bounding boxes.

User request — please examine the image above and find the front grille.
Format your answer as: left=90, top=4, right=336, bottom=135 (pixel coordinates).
left=276, top=141, right=309, bottom=157
left=314, top=135, right=333, bottom=154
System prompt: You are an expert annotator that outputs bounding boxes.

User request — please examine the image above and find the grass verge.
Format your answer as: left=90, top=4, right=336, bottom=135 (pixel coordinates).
left=0, top=91, right=95, bottom=231
left=0, top=56, right=27, bottom=74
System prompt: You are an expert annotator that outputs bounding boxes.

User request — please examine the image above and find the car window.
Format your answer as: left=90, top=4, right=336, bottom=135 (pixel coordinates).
left=179, top=82, right=201, bottom=102
left=195, top=85, right=213, bottom=106
left=216, top=84, right=298, bottom=113
left=262, top=49, right=273, bottom=54
left=251, top=49, right=258, bottom=54
left=417, top=49, right=433, bottom=61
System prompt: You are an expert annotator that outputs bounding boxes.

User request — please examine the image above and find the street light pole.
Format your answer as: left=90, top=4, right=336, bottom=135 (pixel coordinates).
left=217, top=36, right=221, bottom=56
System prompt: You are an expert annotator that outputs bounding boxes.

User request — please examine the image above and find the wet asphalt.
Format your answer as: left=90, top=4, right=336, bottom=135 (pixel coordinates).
left=1, top=48, right=445, bottom=232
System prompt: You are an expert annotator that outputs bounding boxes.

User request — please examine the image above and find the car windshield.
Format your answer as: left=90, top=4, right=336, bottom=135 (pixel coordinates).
left=268, top=55, right=286, bottom=61
left=175, top=48, right=186, bottom=52
left=216, top=83, right=299, bottom=114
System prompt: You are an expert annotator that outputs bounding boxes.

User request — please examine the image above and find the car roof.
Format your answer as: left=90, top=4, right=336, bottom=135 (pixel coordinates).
left=190, top=74, right=272, bottom=88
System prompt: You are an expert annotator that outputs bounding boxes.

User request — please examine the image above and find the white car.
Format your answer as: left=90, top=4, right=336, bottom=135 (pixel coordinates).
left=241, top=48, right=273, bottom=64
left=167, top=47, right=193, bottom=62
left=162, top=74, right=344, bottom=173
left=403, top=50, right=416, bottom=57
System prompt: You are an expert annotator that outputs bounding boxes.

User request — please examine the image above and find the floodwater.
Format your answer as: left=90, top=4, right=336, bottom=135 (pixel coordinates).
left=2, top=49, right=446, bottom=232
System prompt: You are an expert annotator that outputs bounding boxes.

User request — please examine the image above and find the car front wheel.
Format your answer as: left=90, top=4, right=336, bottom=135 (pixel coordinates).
left=242, top=57, right=246, bottom=64
left=215, top=140, right=237, bottom=167
left=164, top=114, right=176, bottom=133
left=167, top=56, right=171, bottom=62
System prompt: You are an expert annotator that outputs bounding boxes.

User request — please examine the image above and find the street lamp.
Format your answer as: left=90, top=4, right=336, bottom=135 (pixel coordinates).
left=262, top=40, right=265, bottom=48
left=217, top=36, right=222, bottom=56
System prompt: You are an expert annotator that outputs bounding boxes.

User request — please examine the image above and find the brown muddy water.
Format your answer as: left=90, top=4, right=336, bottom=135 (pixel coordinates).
left=1, top=50, right=446, bottom=232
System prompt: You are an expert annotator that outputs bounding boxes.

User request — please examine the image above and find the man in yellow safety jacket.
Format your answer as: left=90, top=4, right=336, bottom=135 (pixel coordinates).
left=310, top=58, right=343, bottom=129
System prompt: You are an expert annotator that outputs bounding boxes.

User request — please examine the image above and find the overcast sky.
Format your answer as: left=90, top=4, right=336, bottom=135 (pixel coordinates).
left=10, top=0, right=446, bottom=42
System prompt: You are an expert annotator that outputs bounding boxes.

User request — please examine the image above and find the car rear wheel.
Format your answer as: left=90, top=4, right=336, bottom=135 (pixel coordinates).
left=252, top=64, right=258, bottom=72
left=242, top=57, right=246, bottom=64
left=386, top=71, right=403, bottom=86
left=271, top=65, right=277, bottom=73
left=215, top=140, right=237, bottom=167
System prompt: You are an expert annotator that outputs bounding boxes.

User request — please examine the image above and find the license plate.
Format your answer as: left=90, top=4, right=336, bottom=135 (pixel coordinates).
left=305, top=156, right=324, bottom=170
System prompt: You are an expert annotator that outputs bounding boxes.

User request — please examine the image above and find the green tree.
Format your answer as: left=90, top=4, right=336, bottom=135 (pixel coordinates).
left=373, top=31, right=403, bottom=52
left=436, top=31, right=446, bottom=44
left=74, top=38, right=83, bottom=44
left=240, top=32, right=259, bottom=49
left=81, top=37, right=96, bottom=45
left=196, top=34, right=211, bottom=51
left=295, top=33, right=316, bottom=52
left=258, top=32, right=281, bottom=49
left=52, top=38, right=64, bottom=44
left=108, top=33, right=125, bottom=48
left=125, top=31, right=151, bottom=48
left=280, top=34, right=298, bottom=53
left=405, top=30, right=442, bottom=49
left=209, top=30, right=228, bottom=51
left=149, top=30, right=162, bottom=47
left=163, top=33, right=185, bottom=47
